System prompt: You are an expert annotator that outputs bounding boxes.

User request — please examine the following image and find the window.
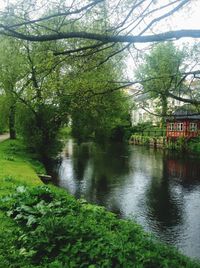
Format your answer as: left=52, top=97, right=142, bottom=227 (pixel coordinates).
left=190, top=123, right=197, bottom=131
left=177, top=123, right=183, bottom=131
left=139, top=113, right=143, bottom=121
left=169, top=123, right=174, bottom=131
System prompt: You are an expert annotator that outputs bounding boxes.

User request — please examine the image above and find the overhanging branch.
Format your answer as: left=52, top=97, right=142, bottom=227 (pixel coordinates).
left=1, top=29, right=200, bottom=43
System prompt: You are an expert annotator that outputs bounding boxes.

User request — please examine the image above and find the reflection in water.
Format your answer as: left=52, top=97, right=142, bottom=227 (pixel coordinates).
left=58, top=139, right=200, bottom=260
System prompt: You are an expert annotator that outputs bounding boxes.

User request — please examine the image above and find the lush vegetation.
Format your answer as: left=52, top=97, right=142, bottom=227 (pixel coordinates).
left=0, top=139, right=43, bottom=266
left=131, top=122, right=166, bottom=137
left=135, top=42, right=185, bottom=124
left=188, top=137, right=200, bottom=154
left=0, top=33, right=131, bottom=160
left=0, top=139, right=199, bottom=267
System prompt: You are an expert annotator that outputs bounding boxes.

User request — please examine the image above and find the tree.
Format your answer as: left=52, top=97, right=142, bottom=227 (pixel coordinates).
left=68, top=45, right=131, bottom=142
left=70, top=79, right=131, bottom=142
left=55, top=2, right=131, bottom=142
left=15, top=41, right=71, bottom=160
left=0, top=37, right=26, bottom=139
left=135, top=42, right=185, bottom=124
left=0, top=94, right=10, bottom=133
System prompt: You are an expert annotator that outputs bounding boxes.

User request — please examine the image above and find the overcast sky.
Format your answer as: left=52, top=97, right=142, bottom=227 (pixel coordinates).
left=159, top=1, right=200, bottom=30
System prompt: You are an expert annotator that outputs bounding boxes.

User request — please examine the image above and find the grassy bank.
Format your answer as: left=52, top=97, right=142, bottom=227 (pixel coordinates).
left=0, top=139, right=43, bottom=266
left=0, top=139, right=200, bottom=267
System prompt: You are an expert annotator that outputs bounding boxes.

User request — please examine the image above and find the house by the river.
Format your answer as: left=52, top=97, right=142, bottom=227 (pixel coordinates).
left=166, top=110, right=200, bottom=140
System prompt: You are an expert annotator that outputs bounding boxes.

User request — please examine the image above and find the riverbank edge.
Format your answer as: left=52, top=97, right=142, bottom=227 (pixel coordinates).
left=129, top=134, right=200, bottom=153
left=0, top=139, right=199, bottom=267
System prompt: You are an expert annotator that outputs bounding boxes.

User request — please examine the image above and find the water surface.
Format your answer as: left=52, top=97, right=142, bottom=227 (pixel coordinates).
left=57, top=139, right=200, bottom=260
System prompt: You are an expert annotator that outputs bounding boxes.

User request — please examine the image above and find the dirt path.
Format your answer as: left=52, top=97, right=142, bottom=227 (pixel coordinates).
left=0, top=133, right=9, bottom=142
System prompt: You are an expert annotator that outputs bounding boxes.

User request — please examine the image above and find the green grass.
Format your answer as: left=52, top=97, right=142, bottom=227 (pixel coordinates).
left=0, top=139, right=43, bottom=266
left=0, top=139, right=199, bottom=267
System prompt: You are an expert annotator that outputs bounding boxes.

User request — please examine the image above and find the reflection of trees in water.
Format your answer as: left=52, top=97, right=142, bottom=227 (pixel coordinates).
left=89, top=142, right=131, bottom=206
left=71, top=141, right=131, bottom=206
left=145, top=153, right=200, bottom=245
left=62, top=140, right=199, bottom=229
left=165, top=152, right=200, bottom=190
left=145, top=158, right=183, bottom=239
left=73, top=143, right=90, bottom=180
left=71, top=143, right=91, bottom=198
left=145, top=152, right=200, bottom=238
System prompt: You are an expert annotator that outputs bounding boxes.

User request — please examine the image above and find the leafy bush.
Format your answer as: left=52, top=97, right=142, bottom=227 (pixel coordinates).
left=16, top=104, right=66, bottom=161
left=188, top=137, right=200, bottom=153
left=132, top=122, right=166, bottom=137
left=2, top=185, right=199, bottom=268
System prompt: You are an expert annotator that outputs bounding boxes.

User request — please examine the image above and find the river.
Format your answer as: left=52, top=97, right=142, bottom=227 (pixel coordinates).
left=56, top=139, right=200, bottom=260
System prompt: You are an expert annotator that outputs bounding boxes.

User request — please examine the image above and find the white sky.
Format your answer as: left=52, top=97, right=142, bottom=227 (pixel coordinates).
left=168, top=0, right=200, bottom=30
left=126, top=1, right=200, bottom=78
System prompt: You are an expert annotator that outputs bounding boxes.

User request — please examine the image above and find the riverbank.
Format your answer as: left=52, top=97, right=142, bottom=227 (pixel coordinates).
left=0, top=139, right=200, bottom=267
left=130, top=133, right=200, bottom=153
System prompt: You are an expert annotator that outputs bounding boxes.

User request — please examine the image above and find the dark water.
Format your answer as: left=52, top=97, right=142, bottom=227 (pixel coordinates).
left=57, top=139, right=200, bottom=260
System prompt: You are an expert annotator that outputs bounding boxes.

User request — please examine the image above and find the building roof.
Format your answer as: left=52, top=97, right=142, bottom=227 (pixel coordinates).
left=166, top=108, right=200, bottom=121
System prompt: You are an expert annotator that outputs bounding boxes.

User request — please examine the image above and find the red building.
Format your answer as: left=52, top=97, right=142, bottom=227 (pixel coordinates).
left=166, top=110, right=200, bottom=139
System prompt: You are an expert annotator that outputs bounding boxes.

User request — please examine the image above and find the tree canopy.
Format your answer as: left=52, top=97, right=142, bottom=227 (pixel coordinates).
left=135, top=42, right=185, bottom=122
left=0, top=0, right=200, bottom=50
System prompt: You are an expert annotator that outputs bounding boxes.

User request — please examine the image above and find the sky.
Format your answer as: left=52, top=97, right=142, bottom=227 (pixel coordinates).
left=168, top=0, right=200, bottom=30
left=126, top=1, right=200, bottom=78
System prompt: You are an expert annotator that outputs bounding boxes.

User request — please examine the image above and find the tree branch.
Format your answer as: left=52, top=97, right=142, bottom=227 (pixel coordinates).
left=167, top=92, right=200, bottom=105
left=139, top=0, right=190, bottom=35
left=53, top=42, right=105, bottom=55
left=5, top=0, right=104, bottom=29
left=2, top=29, right=200, bottom=43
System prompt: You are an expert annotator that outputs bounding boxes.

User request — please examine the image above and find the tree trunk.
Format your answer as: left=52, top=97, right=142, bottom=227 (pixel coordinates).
left=9, top=104, right=16, bottom=139
left=161, top=95, right=168, bottom=126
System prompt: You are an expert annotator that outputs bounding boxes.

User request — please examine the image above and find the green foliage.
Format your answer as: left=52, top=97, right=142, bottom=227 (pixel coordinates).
left=58, top=127, right=72, bottom=140
left=136, top=42, right=185, bottom=122
left=16, top=104, right=65, bottom=160
left=0, top=37, right=27, bottom=138
left=0, top=95, right=9, bottom=133
left=0, top=7, right=131, bottom=153
left=130, top=134, right=151, bottom=145
left=0, top=139, right=45, bottom=177
left=0, top=139, right=43, bottom=266
left=70, top=65, right=131, bottom=142
left=166, top=137, right=187, bottom=151
left=132, top=122, right=166, bottom=137
left=1, top=184, right=199, bottom=268
left=187, top=137, right=200, bottom=153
